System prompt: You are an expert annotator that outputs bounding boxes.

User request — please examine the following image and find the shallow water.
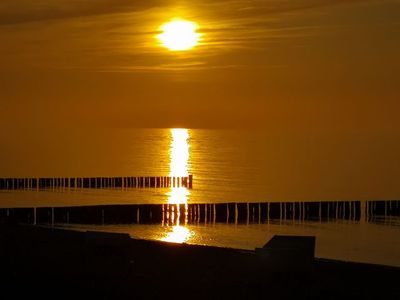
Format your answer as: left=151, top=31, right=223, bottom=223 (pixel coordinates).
left=62, top=217, right=400, bottom=267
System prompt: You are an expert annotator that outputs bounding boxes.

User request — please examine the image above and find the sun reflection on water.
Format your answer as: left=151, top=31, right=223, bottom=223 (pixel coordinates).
left=161, top=225, right=192, bottom=243
left=169, top=128, right=190, bottom=177
left=168, top=128, right=190, bottom=204
left=162, top=128, right=193, bottom=243
left=166, top=187, right=190, bottom=204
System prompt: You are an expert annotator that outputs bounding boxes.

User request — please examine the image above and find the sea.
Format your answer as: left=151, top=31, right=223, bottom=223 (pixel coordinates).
left=0, top=128, right=399, bottom=267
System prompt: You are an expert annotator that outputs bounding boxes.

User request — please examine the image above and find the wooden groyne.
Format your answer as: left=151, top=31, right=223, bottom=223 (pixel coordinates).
left=0, top=175, right=193, bottom=190
left=1, top=200, right=399, bottom=226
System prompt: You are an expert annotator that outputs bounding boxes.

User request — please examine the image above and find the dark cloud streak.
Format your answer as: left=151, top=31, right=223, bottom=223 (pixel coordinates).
left=0, top=0, right=168, bottom=26
left=0, top=0, right=371, bottom=26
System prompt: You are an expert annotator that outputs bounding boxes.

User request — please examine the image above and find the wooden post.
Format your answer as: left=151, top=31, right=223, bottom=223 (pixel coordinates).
left=162, top=204, right=165, bottom=226
left=384, top=201, right=387, bottom=218
left=247, top=203, right=250, bottom=225
left=319, top=202, right=322, bottom=221
left=235, top=203, right=238, bottom=225
left=188, top=175, right=193, bottom=189
left=360, top=201, right=366, bottom=224
left=213, top=204, right=216, bottom=224
left=326, top=202, right=329, bottom=220
left=284, top=202, right=287, bottom=220
left=335, top=202, right=338, bottom=220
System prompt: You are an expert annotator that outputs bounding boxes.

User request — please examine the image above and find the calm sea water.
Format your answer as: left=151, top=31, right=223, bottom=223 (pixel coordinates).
left=1, top=128, right=399, bottom=266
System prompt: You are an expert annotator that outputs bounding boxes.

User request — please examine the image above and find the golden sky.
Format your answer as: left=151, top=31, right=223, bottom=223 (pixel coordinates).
left=0, top=0, right=399, bottom=132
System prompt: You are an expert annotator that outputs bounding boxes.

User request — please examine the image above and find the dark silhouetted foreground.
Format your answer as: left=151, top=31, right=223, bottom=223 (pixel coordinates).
left=0, top=223, right=399, bottom=299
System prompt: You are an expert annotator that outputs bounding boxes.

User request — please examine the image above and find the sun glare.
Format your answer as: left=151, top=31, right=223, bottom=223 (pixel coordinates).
left=158, top=20, right=200, bottom=51
left=167, top=187, right=190, bottom=204
left=161, top=226, right=192, bottom=243
left=168, top=128, right=191, bottom=204
left=169, top=128, right=189, bottom=177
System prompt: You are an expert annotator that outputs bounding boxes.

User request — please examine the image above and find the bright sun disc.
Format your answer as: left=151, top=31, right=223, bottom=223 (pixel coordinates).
left=158, top=20, right=200, bottom=51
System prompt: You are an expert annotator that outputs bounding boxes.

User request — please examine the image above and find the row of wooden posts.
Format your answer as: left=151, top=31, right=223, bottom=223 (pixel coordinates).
left=0, top=175, right=193, bottom=190
left=1, top=200, right=399, bottom=226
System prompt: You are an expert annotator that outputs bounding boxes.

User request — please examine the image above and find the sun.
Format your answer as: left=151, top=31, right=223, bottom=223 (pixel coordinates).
left=157, top=20, right=200, bottom=51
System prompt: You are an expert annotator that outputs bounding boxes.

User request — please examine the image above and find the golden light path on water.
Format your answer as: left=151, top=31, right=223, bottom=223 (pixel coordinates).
left=169, top=128, right=190, bottom=178
left=161, top=128, right=193, bottom=243
left=161, top=225, right=192, bottom=244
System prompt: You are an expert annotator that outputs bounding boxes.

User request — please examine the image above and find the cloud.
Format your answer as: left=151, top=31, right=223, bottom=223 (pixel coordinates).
left=0, top=0, right=372, bottom=26
left=0, top=0, right=168, bottom=26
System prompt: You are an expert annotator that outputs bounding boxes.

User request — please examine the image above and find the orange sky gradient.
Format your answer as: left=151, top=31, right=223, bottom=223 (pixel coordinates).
left=0, top=0, right=399, bottom=134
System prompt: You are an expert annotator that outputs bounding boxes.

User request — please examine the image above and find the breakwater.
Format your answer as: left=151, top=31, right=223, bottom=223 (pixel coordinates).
left=0, top=175, right=193, bottom=190
left=1, top=200, right=399, bottom=226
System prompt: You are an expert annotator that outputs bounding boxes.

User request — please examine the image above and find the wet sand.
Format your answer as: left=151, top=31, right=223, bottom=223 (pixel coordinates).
left=1, top=223, right=399, bottom=299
